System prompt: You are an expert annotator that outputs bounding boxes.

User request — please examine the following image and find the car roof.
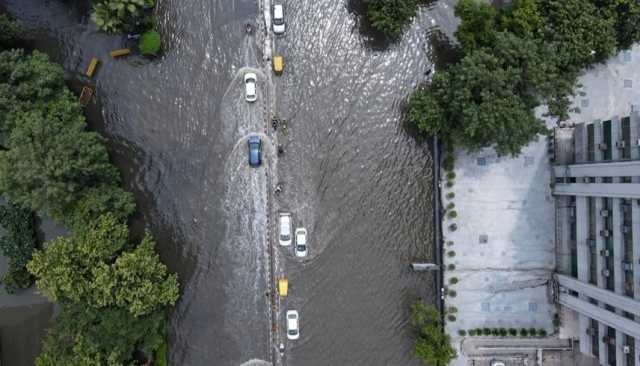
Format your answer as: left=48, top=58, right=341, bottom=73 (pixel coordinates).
left=246, top=82, right=256, bottom=96
left=274, top=4, right=283, bottom=16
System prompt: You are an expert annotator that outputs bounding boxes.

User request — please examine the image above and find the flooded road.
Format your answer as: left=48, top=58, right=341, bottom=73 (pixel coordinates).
left=1, top=0, right=458, bottom=365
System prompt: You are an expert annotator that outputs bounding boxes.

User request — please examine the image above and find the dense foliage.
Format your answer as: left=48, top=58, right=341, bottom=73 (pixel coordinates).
left=0, top=50, right=135, bottom=229
left=90, top=0, right=156, bottom=33
left=411, top=302, right=456, bottom=365
left=0, top=35, right=177, bottom=363
left=36, top=303, right=167, bottom=366
left=139, top=30, right=161, bottom=55
left=28, top=214, right=179, bottom=318
left=0, top=14, right=21, bottom=47
left=364, top=0, right=419, bottom=39
left=28, top=214, right=178, bottom=364
left=408, top=0, right=640, bottom=156
left=0, top=203, right=36, bottom=293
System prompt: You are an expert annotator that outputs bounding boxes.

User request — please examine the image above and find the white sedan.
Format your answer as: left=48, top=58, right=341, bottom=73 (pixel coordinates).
left=295, top=228, right=307, bottom=257
left=279, top=213, right=292, bottom=246
left=286, top=310, right=299, bottom=340
left=244, top=72, right=257, bottom=102
left=273, top=4, right=285, bottom=34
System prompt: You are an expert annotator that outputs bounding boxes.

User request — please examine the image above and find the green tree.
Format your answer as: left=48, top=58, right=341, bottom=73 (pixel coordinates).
left=0, top=50, right=66, bottom=141
left=0, top=14, right=21, bottom=48
left=365, top=0, right=418, bottom=39
left=498, top=0, right=543, bottom=38
left=27, top=214, right=179, bottom=316
left=538, top=0, right=617, bottom=69
left=36, top=303, right=166, bottom=366
left=454, top=0, right=498, bottom=50
left=0, top=99, right=128, bottom=224
left=409, top=50, right=547, bottom=156
left=410, top=302, right=456, bottom=365
left=90, top=0, right=154, bottom=33
left=592, top=0, right=640, bottom=50
left=0, top=203, right=36, bottom=292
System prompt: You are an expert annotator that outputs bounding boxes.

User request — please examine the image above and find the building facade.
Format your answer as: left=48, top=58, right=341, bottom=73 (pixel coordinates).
left=553, top=110, right=640, bottom=366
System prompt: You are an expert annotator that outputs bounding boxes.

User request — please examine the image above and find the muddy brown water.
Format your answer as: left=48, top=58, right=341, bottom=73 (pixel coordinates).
left=1, top=0, right=459, bottom=364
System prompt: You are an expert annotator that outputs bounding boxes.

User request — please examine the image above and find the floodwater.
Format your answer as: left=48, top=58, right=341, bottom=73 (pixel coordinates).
left=1, top=0, right=458, bottom=365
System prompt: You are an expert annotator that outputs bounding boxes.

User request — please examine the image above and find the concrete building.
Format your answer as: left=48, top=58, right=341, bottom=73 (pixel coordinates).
left=553, top=110, right=640, bottom=366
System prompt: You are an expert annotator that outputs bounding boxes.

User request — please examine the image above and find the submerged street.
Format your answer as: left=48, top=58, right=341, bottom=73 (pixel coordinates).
left=1, top=0, right=457, bottom=364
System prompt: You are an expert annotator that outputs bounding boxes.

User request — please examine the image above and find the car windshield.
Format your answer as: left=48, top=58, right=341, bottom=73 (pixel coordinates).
left=274, top=17, right=284, bottom=25
left=288, top=329, right=297, bottom=335
left=297, top=244, right=305, bottom=251
left=281, top=234, right=290, bottom=240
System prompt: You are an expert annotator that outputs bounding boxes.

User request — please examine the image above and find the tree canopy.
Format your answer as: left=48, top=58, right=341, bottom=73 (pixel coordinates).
left=364, top=0, right=419, bottom=39
left=35, top=303, right=166, bottom=366
left=409, top=0, right=640, bottom=156
left=27, top=214, right=179, bottom=317
left=0, top=50, right=135, bottom=228
left=411, top=302, right=456, bottom=365
left=0, top=202, right=36, bottom=292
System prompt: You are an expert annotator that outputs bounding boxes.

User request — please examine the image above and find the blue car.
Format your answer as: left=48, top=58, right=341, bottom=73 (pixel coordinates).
left=248, top=135, right=262, bottom=167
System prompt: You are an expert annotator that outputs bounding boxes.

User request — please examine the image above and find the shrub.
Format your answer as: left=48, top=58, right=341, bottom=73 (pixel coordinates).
left=443, top=154, right=455, bottom=171
left=482, top=328, right=491, bottom=336
left=447, top=290, right=457, bottom=297
left=509, top=328, right=517, bottom=336
left=458, top=329, right=467, bottom=336
left=447, top=250, right=456, bottom=257
left=449, top=277, right=458, bottom=285
left=139, top=30, right=161, bottom=55
left=491, top=328, right=500, bottom=336
left=538, top=329, right=547, bottom=337
left=447, top=306, right=458, bottom=313
left=520, top=328, right=528, bottom=336
left=446, top=202, right=455, bottom=210
left=447, top=314, right=456, bottom=322
left=446, top=171, right=456, bottom=180
left=449, top=223, right=458, bottom=231
left=448, top=210, right=458, bottom=219
left=446, top=192, right=455, bottom=200
left=468, top=329, right=476, bottom=336
left=447, top=264, right=456, bottom=271
left=529, top=328, right=537, bottom=336
left=499, top=328, right=507, bottom=337
left=446, top=240, right=454, bottom=246
left=446, top=180, right=454, bottom=188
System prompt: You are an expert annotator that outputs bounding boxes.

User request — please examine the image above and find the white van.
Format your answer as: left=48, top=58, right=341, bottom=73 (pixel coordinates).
left=279, top=213, right=292, bottom=246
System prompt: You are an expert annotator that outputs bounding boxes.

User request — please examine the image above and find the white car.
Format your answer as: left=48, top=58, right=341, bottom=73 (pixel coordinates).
left=286, top=310, right=299, bottom=340
left=279, top=213, right=292, bottom=246
left=244, top=72, right=257, bottom=102
left=295, top=228, right=307, bottom=257
left=273, top=4, right=285, bottom=34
